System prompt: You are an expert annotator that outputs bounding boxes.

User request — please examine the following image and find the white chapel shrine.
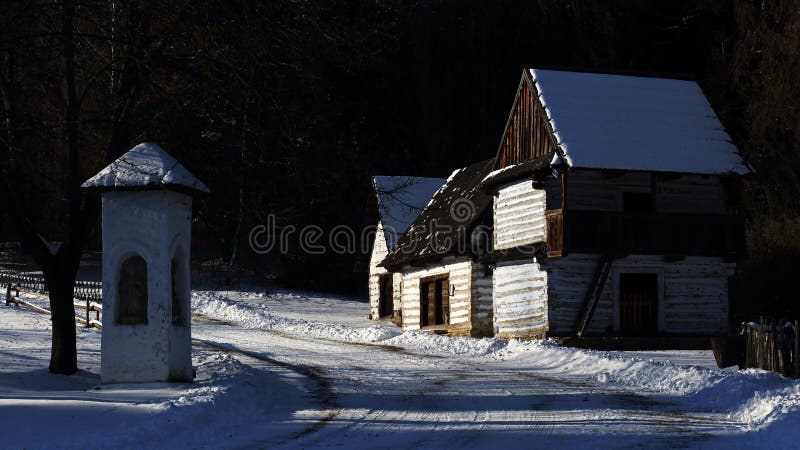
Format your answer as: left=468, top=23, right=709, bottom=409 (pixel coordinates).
left=82, top=142, right=209, bottom=383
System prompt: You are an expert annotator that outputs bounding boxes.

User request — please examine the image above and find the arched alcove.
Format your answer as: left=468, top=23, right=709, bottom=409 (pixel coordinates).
left=118, top=254, right=148, bottom=324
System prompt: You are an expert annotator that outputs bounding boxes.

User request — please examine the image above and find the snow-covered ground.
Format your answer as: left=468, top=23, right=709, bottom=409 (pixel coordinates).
left=2, top=287, right=799, bottom=448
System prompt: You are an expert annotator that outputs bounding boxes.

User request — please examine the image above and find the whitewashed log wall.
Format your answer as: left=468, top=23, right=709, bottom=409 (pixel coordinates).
left=368, top=221, right=402, bottom=321
left=493, top=180, right=547, bottom=250
left=400, top=256, right=473, bottom=335
left=544, top=253, right=734, bottom=335
left=493, top=258, right=549, bottom=338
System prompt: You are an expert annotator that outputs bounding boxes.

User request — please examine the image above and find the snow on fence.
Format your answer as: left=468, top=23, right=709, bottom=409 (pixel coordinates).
left=743, top=319, right=800, bottom=378
left=1, top=271, right=103, bottom=328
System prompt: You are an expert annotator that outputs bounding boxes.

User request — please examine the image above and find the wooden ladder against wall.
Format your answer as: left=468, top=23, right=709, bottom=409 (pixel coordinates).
left=574, top=254, right=614, bottom=337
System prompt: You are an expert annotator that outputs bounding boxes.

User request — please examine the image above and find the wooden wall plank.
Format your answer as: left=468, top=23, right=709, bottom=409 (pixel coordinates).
left=564, top=169, right=727, bottom=215
left=545, top=253, right=734, bottom=336
left=497, top=79, right=556, bottom=169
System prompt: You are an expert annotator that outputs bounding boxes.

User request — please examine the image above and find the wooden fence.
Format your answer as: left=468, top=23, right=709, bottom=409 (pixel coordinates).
left=742, top=319, right=800, bottom=378
left=0, top=271, right=102, bottom=303
left=1, top=271, right=103, bottom=328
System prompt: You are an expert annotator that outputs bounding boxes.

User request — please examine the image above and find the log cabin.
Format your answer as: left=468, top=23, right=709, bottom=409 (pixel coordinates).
left=380, top=158, right=537, bottom=337
left=482, top=68, right=748, bottom=341
left=367, top=176, right=445, bottom=323
left=380, top=68, right=748, bottom=345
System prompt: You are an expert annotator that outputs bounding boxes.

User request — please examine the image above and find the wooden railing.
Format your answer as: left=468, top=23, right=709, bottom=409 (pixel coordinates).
left=742, top=320, right=800, bottom=377
left=545, top=210, right=745, bottom=257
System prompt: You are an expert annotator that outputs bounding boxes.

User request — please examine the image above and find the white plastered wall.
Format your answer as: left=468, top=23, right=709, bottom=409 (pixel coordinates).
left=100, top=190, right=193, bottom=383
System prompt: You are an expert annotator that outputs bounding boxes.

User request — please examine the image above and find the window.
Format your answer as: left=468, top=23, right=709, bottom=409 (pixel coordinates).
left=623, top=192, right=654, bottom=213
left=118, top=255, right=148, bottom=324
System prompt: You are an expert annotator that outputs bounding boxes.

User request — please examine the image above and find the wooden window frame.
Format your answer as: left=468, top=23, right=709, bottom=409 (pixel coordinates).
left=419, top=273, right=450, bottom=329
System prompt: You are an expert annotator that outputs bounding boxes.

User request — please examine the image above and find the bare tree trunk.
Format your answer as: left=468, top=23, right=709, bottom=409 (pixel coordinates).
left=48, top=270, right=78, bottom=374
left=0, top=50, right=15, bottom=166
left=46, top=0, right=81, bottom=375
left=229, top=98, right=248, bottom=267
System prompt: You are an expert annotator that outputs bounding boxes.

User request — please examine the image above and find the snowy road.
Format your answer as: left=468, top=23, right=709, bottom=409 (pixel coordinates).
left=192, top=313, right=742, bottom=449
left=3, top=288, right=800, bottom=449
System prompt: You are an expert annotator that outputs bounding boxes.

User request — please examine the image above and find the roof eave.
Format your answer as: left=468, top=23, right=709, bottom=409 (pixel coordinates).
left=82, top=183, right=210, bottom=196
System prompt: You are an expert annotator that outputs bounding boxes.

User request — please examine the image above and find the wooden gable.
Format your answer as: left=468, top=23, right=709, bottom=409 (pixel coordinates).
left=496, top=70, right=558, bottom=170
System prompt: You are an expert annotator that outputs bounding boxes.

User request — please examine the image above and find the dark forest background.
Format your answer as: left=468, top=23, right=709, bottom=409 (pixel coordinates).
left=1, top=0, right=798, bottom=322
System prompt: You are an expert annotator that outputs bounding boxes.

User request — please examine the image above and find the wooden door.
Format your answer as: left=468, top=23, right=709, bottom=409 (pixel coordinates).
left=378, top=274, right=393, bottom=318
left=438, top=278, right=450, bottom=325
left=427, top=281, right=437, bottom=326
left=619, top=273, right=658, bottom=335
left=420, top=281, right=430, bottom=327
left=419, top=275, right=450, bottom=328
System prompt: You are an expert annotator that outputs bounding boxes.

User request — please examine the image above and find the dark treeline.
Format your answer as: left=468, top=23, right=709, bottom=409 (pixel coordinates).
left=1, top=0, right=798, bottom=317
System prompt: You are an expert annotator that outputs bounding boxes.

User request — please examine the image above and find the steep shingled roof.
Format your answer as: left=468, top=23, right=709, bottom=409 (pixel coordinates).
left=379, top=159, right=495, bottom=269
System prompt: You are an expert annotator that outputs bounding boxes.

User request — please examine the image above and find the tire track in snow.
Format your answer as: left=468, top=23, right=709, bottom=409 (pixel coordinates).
left=192, top=337, right=343, bottom=445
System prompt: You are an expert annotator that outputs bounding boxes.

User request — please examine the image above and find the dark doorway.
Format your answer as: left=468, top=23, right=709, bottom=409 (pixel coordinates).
left=623, top=192, right=654, bottom=213
left=420, top=275, right=450, bottom=327
left=378, top=273, right=393, bottom=318
left=619, top=273, right=658, bottom=335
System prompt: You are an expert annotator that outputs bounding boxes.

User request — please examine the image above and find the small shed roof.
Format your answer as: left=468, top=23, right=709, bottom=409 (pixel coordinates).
left=529, top=69, right=749, bottom=175
left=82, top=142, right=209, bottom=192
left=373, top=176, right=446, bottom=248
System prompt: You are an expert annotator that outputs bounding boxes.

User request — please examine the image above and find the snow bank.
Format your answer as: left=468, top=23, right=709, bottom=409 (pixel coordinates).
left=383, top=330, right=507, bottom=357
left=192, top=291, right=400, bottom=343
left=496, top=339, right=800, bottom=433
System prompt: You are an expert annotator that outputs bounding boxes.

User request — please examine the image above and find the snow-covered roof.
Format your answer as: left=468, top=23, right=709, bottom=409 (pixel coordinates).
left=373, top=176, right=446, bottom=248
left=529, top=69, right=748, bottom=175
left=82, top=142, right=209, bottom=192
